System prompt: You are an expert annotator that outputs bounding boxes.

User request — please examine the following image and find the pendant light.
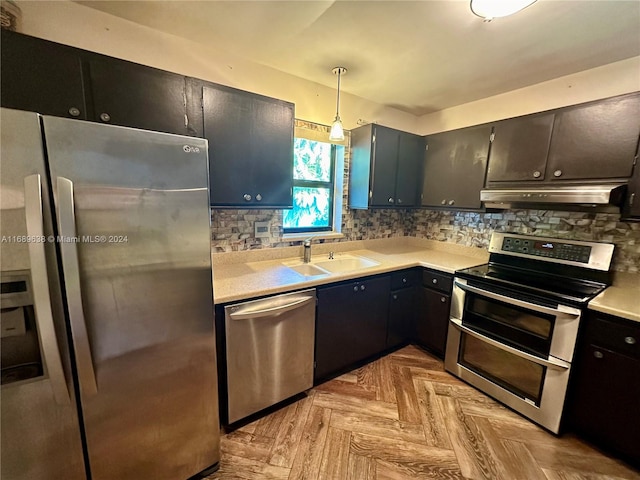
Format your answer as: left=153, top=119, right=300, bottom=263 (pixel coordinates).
left=470, top=0, right=537, bottom=20
left=329, top=67, right=347, bottom=141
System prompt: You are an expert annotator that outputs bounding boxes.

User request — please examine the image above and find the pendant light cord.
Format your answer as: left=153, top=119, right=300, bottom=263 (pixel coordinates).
left=335, top=70, right=342, bottom=118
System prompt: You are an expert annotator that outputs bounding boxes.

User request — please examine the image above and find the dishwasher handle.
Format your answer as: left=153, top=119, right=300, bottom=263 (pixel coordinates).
left=229, top=295, right=315, bottom=320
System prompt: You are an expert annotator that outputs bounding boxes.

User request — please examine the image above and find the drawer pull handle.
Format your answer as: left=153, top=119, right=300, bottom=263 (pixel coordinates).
left=353, top=286, right=359, bottom=293
left=624, top=336, right=636, bottom=345
left=402, top=278, right=407, bottom=283
left=432, top=278, right=438, bottom=284
left=441, top=297, right=446, bottom=303
left=360, top=285, right=366, bottom=291
left=593, top=351, right=604, bottom=359
left=393, top=294, right=398, bottom=300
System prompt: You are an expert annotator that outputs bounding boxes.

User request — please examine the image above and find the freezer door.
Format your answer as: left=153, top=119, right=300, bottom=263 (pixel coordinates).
left=42, top=116, right=219, bottom=479
left=0, top=109, right=85, bottom=480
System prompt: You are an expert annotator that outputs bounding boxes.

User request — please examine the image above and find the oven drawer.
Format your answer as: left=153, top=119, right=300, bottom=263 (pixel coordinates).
left=583, top=312, right=640, bottom=360
left=422, top=269, right=452, bottom=293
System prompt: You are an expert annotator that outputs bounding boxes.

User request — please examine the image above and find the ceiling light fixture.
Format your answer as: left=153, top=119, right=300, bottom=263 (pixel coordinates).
left=329, top=67, right=347, bottom=141
left=470, top=0, right=537, bottom=21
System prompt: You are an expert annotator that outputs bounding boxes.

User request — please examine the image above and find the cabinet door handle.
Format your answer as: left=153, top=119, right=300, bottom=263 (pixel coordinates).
left=448, top=200, right=455, bottom=206
left=392, top=294, right=398, bottom=300
left=353, top=286, right=359, bottom=292
left=432, top=278, right=438, bottom=284
left=99, top=113, right=111, bottom=122
left=593, top=350, right=604, bottom=359
left=441, top=297, right=447, bottom=303
left=360, top=285, right=366, bottom=291
left=553, top=169, right=562, bottom=177
left=255, top=194, right=262, bottom=202
left=397, top=198, right=403, bottom=204
left=68, top=107, right=81, bottom=117
left=388, top=197, right=394, bottom=204
left=533, top=170, right=541, bottom=178
left=243, top=194, right=252, bottom=201
left=402, top=277, right=407, bottom=284
left=624, top=336, right=636, bottom=345
left=441, top=199, right=446, bottom=205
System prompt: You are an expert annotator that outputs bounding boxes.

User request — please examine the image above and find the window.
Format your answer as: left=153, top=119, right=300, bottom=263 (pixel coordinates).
left=283, top=138, right=336, bottom=234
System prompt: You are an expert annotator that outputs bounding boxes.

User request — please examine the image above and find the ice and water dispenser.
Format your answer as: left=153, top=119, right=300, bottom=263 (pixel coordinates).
left=1, top=272, right=44, bottom=384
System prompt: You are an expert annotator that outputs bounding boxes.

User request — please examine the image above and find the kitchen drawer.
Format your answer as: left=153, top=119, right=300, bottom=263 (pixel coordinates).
left=422, top=269, right=453, bottom=293
left=391, top=269, right=416, bottom=290
left=584, top=312, right=640, bottom=360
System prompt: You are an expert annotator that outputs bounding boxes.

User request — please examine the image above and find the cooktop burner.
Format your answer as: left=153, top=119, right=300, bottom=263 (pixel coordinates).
left=454, top=233, right=615, bottom=306
left=456, top=263, right=608, bottom=305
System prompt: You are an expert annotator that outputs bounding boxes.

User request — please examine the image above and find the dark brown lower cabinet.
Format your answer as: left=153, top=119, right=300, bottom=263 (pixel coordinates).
left=414, top=269, right=453, bottom=357
left=315, top=276, right=390, bottom=382
left=568, top=311, right=640, bottom=466
left=415, top=287, right=451, bottom=357
left=387, top=270, right=416, bottom=349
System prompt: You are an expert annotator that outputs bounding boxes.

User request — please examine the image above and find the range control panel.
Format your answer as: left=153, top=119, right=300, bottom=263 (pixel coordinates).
left=501, top=236, right=591, bottom=263
left=488, top=233, right=614, bottom=271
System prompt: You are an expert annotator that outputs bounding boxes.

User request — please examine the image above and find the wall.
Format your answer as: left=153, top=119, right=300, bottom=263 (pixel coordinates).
left=418, top=56, right=640, bottom=135
left=16, top=0, right=418, bottom=133
left=17, top=2, right=640, bottom=137
left=213, top=204, right=640, bottom=273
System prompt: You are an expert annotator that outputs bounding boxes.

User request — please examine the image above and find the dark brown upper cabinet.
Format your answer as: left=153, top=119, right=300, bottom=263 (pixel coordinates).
left=1, top=29, right=86, bottom=120
left=349, top=124, right=423, bottom=209
left=1, top=30, right=196, bottom=137
left=203, top=84, right=294, bottom=208
left=485, top=93, right=640, bottom=186
left=486, top=113, right=554, bottom=183
left=421, top=125, right=492, bottom=210
left=546, top=93, right=640, bottom=181
left=87, top=58, right=192, bottom=136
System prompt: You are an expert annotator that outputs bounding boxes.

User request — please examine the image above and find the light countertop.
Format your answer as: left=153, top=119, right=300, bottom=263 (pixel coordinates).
left=212, top=237, right=489, bottom=304
left=212, top=237, right=640, bottom=323
left=588, top=272, right=640, bottom=323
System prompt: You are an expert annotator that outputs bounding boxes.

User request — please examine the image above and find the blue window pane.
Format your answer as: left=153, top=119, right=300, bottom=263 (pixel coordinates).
left=283, top=187, right=330, bottom=229
left=293, top=139, right=332, bottom=182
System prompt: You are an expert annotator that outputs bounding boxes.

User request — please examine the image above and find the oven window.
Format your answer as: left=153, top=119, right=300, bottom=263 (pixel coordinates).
left=464, top=295, right=554, bottom=357
left=459, top=333, right=545, bottom=405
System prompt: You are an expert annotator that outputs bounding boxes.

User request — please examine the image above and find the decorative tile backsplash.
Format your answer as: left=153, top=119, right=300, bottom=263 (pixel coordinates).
left=211, top=120, right=640, bottom=273
left=412, top=209, right=640, bottom=273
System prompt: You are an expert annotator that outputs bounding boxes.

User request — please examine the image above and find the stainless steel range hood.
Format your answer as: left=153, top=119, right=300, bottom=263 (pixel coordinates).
left=481, top=184, right=627, bottom=211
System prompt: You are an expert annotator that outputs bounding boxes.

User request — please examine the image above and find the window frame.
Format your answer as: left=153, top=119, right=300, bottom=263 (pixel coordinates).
left=283, top=141, right=337, bottom=234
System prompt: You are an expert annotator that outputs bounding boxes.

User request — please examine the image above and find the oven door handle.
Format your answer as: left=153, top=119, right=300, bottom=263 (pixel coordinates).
left=450, top=317, right=571, bottom=370
left=454, top=280, right=581, bottom=318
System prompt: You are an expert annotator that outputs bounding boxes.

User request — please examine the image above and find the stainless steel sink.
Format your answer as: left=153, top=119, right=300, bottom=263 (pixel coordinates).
left=313, top=254, right=380, bottom=273
left=283, top=261, right=330, bottom=277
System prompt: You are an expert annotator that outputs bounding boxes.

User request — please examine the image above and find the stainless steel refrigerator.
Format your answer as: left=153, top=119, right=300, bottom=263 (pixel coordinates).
left=0, top=108, right=220, bottom=479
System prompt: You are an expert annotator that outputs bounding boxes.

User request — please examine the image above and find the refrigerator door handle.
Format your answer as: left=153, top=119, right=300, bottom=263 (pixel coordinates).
left=24, top=174, right=71, bottom=405
left=56, top=176, right=98, bottom=397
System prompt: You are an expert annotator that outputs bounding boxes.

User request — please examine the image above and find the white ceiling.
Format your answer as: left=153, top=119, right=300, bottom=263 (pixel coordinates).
left=76, top=1, right=640, bottom=116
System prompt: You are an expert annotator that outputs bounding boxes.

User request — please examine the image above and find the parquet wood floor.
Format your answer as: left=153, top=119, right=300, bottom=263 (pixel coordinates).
left=206, top=345, right=639, bottom=480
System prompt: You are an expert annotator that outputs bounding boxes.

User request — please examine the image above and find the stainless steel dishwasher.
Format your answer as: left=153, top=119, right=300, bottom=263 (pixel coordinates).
left=224, top=289, right=316, bottom=423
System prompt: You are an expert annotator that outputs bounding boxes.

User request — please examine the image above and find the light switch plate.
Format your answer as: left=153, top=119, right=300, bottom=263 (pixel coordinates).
left=254, top=221, right=271, bottom=239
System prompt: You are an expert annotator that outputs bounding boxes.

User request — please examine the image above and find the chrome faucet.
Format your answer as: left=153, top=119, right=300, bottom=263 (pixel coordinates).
left=303, top=238, right=312, bottom=263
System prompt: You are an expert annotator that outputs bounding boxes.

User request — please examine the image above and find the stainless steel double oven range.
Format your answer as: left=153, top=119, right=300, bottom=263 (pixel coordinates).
left=445, top=232, right=614, bottom=433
